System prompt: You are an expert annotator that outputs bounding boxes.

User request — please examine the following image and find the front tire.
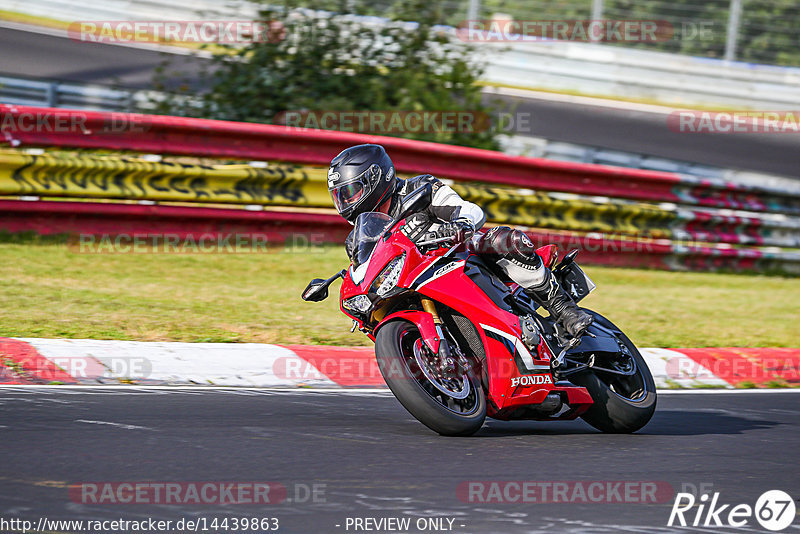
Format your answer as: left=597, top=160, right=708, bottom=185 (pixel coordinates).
left=375, top=320, right=486, bottom=436
left=569, top=311, right=656, bottom=433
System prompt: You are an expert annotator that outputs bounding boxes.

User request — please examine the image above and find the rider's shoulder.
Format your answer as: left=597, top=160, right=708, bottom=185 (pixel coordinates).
left=399, top=174, right=442, bottom=194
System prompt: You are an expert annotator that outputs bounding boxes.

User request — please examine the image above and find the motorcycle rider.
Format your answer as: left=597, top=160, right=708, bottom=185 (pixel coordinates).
left=328, top=143, right=593, bottom=337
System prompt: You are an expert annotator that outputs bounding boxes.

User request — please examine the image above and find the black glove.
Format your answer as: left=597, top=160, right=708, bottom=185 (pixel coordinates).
left=439, top=219, right=475, bottom=243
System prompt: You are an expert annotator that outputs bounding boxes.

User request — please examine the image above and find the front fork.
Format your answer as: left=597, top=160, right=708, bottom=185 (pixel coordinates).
left=421, top=298, right=466, bottom=377
left=421, top=298, right=448, bottom=354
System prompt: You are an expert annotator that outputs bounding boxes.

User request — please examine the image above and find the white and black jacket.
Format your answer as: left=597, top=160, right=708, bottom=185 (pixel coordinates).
left=345, top=174, right=485, bottom=259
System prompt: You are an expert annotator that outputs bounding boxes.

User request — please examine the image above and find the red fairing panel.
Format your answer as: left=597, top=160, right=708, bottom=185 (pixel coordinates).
left=337, top=228, right=591, bottom=418
left=413, top=265, right=561, bottom=415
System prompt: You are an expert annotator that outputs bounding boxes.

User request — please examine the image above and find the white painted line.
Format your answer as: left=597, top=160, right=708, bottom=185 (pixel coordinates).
left=0, top=20, right=212, bottom=57
left=20, top=338, right=338, bottom=388
left=486, top=85, right=800, bottom=133
left=0, top=385, right=390, bottom=393
left=657, top=389, right=800, bottom=394
left=75, top=419, right=154, bottom=430
left=0, top=385, right=796, bottom=394
left=484, top=85, right=681, bottom=115
left=0, top=20, right=70, bottom=38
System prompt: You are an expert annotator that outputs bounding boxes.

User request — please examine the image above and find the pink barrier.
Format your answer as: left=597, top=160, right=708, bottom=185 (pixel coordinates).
left=3, top=199, right=797, bottom=273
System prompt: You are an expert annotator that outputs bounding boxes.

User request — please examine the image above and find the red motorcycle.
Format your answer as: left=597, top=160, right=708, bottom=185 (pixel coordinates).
left=302, top=184, right=656, bottom=436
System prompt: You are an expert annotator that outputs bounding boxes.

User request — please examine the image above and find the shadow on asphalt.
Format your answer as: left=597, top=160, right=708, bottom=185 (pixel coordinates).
left=459, top=410, right=782, bottom=438
left=638, top=410, right=781, bottom=436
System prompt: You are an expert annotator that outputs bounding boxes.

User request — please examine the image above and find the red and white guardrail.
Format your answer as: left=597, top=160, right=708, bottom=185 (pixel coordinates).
left=2, top=105, right=800, bottom=273
left=2, top=104, right=799, bottom=213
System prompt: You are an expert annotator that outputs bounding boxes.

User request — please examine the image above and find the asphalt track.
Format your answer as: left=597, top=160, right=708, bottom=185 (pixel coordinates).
left=1, top=387, right=798, bottom=533
left=2, top=25, right=799, bottom=178
left=0, top=26, right=209, bottom=91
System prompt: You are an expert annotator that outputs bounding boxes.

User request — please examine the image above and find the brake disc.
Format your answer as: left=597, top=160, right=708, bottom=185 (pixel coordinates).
left=412, top=339, right=471, bottom=400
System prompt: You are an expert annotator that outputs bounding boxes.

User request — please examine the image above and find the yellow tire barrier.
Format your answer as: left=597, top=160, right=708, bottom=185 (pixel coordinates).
left=0, top=149, right=676, bottom=238
left=0, top=150, right=330, bottom=207
left=451, top=183, right=675, bottom=239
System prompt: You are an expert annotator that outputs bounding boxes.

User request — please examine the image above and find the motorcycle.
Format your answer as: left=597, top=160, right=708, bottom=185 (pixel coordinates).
left=302, top=184, right=656, bottom=436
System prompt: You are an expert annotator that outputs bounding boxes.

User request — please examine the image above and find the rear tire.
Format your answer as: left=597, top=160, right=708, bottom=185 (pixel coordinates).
left=375, top=320, right=486, bottom=436
left=569, top=311, right=656, bottom=433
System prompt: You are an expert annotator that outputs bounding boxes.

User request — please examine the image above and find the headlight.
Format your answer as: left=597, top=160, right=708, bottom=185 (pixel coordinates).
left=343, top=294, right=372, bottom=314
left=371, top=254, right=405, bottom=298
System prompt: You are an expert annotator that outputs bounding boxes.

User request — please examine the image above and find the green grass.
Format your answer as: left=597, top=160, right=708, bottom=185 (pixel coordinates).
left=0, top=240, right=797, bottom=347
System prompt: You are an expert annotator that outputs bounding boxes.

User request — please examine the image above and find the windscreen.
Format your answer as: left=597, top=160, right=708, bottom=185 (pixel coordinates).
left=351, top=211, right=393, bottom=268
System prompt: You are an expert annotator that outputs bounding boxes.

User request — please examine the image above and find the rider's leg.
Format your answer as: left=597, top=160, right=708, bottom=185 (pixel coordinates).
left=470, top=226, right=593, bottom=337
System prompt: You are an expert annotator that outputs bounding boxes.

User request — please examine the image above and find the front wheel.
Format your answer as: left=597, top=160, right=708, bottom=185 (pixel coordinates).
left=375, top=320, right=486, bottom=436
left=568, top=311, right=656, bottom=433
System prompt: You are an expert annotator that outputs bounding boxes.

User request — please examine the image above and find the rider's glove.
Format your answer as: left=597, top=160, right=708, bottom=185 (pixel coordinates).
left=439, top=219, right=475, bottom=243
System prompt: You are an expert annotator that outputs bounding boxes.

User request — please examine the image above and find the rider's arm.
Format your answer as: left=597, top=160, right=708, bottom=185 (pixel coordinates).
left=428, top=180, right=486, bottom=230
left=400, top=175, right=486, bottom=244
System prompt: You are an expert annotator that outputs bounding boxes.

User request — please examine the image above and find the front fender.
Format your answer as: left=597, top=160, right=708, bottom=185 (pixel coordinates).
left=375, top=310, right=440, bottom=354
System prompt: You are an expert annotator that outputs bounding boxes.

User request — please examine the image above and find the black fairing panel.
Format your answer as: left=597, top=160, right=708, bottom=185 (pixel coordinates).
left=462, top=255, right=515, bottom=313
left=568, top=321, right=622, bottom=355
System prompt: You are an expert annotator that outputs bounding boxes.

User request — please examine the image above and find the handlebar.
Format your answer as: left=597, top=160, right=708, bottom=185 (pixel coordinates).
left=415, top=234, right=457, bottom=247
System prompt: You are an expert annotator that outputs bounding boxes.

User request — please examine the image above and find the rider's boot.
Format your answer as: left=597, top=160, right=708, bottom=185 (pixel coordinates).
left=525, top=267, right=593, bottom=338
left=472, top=225, right=594, bottom=338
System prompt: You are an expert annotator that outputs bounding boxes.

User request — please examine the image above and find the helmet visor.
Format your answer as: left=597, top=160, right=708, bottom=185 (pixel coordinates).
left=331, top=180, right=366, bottom=212
left=329, top=164, right=382, bottom=214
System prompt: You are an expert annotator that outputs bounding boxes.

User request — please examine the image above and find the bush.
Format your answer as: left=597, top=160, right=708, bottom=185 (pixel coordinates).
left=151, top=0, right=502, bottom=150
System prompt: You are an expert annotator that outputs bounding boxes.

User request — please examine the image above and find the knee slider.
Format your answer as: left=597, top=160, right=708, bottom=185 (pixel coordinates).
left=497, top=228, right=540, bottom=268
left=476, top=227, right=541, bottom=268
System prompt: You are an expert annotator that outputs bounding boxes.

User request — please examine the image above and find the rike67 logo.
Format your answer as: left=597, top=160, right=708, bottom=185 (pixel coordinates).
left=668, top=489, right=796, bottom=531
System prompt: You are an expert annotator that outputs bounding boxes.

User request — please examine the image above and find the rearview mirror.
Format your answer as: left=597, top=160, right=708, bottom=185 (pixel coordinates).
left=301, top=279, right=330, bottom=302
left=301, top=270, right=346, bottom=302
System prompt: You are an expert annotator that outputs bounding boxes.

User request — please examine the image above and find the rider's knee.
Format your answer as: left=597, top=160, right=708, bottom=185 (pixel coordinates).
left=482, top=227, right=536, bottom=260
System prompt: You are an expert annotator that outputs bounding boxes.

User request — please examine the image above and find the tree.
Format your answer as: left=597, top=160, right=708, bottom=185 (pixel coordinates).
left=151, top=0, right=503, bottom=150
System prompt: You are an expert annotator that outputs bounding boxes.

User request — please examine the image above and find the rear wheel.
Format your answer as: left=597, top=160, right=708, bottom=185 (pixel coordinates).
left=569, top=311, right=656, bottom=433
left=375, top=320, right=486, bottom=436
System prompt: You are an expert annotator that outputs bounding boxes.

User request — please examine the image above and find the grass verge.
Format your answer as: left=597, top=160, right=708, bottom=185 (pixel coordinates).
left=0, top=239, right=797, bottom=347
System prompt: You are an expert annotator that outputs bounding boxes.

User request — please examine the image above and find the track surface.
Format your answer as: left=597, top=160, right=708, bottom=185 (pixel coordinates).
left=0, top=26, right=209, bottom=91
left=2, top=25, right=799, bottom=177
left=1, top=388, right=798, bottom=533
left=500, top=94, right=800, bottom=178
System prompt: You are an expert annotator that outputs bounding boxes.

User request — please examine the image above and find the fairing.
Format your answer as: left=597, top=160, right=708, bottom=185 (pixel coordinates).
left=339, top=225, right=593, bottom=419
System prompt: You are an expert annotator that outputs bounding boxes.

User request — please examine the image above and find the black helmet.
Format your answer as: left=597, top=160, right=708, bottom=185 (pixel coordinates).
left=327, top=144, right=397, bottom=223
